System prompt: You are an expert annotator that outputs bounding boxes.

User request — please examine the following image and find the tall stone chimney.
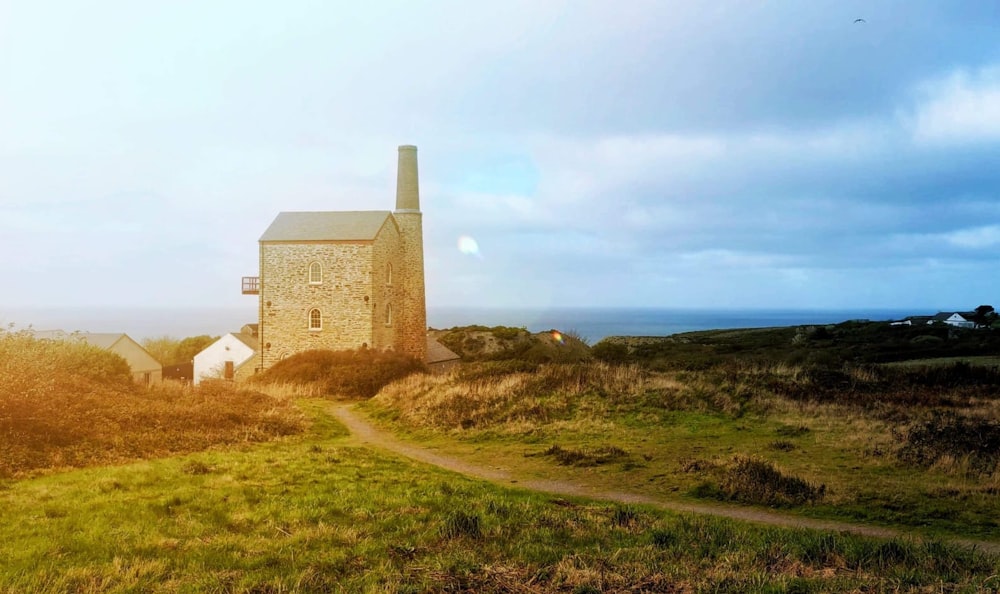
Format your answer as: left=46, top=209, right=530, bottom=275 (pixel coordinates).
left=395, top=145, right=420, bottom=212
left=393, top=145, right=427, bottom=361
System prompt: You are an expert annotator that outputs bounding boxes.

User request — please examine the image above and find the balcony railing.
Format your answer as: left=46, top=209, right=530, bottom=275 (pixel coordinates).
left=242, top=276, right=260, bottom=295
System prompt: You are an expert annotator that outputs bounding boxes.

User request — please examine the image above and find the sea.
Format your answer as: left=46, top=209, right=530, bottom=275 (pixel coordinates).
left=0, top=306, right=915, bottom=344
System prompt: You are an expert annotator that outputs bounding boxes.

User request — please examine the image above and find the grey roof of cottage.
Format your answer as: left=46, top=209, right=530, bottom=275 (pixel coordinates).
left=260, top=211, right=393, bottom=242
left=231, top=331, right=259, bottom=351
left=931, top=312, right=970, bottom=321
left=426, top=336, right=461, bottom=364
left=31, top=330, right=125, bottom=349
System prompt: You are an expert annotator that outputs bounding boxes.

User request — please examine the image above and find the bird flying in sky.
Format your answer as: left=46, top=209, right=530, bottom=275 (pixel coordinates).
left=854, top=18, right=866, bottom=23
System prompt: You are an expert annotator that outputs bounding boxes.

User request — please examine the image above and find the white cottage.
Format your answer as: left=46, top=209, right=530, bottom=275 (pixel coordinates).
left=929, top=312, right=975, bottom=328
left=193, top=331, right=259, bottom=385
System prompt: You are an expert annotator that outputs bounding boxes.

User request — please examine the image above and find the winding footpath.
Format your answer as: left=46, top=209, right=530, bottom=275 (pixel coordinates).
left=329, top=404, right=1000, bottom=555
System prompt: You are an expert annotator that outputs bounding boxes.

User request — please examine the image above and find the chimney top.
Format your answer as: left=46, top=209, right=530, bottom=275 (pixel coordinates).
left=395, top=144, right=420, bottom=212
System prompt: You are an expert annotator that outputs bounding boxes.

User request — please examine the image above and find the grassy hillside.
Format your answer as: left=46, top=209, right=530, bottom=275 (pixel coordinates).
left=366, top=359, right=1000, bottom=541
left=0, top=329, right=305, bottom=478
left=2, top=401, right=997, bottom=593
left=595, top=321, right=1000, bottom=369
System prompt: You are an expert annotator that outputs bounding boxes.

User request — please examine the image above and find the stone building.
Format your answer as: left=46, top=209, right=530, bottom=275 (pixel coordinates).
left=243, top=145, right=427, bottom=371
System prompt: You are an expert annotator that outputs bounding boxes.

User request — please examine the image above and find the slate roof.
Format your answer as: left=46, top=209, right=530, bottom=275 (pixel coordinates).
left=31, top=330, right=125, bottom=349
left=426, top=336, right=461, bottom=365
left=260, top=211, right=393, bottom=242
left=231, top=331, right=260, bottom=351
left=932, top=312, right=971, bottom=322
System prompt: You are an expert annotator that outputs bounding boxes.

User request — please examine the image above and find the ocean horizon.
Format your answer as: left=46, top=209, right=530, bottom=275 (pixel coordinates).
left=1, top=305, right=919, bottom=344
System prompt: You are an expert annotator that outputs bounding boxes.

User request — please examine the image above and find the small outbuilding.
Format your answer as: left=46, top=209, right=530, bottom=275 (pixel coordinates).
left=426, top=335, right=461, bottom=373
left=193, top=330, right=259, bottom=384
left=162, top=362, right=195, bottom=383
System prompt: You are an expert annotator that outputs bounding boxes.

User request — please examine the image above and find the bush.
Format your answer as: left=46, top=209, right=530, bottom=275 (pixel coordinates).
left=696, top=456, right=825, bottom=507
left=591, top=340, right=629, bottom=363
left=255, top=348, right=426, bottom=398
left=896, top=412, right=1000, bottom=473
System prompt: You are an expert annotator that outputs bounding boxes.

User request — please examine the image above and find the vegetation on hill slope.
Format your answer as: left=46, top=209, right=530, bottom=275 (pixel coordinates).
left=2, top=403, right=997, bottom=593
left=434, top=325, right=591, bottom=363
left=594, top=320, right=1000, bottom=369
left=0, top=329, right=304, bottom=478
left=252, top=348, right=425, bottom=398
left=368, top=356, right=1000, bottom=539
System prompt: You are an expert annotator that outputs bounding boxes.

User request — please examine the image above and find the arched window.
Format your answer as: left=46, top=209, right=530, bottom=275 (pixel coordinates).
left=309, top=308, right=322, bottom=330
left=386, top=262, right=393, bottom=286
left=385, top=303, right=392, bottom=325
left=308, top=262, right=322, bottom=284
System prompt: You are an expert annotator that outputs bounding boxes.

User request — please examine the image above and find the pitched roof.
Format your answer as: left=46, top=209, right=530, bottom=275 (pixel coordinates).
left=31, top=330, right=125, bottom=349
left=426, top=336, right=460, bottom=364
left=260, top=211, right=393, bottom=242
left=231, top=331, right=259, bottom=351
left=932, top=312, right=969, bottom=321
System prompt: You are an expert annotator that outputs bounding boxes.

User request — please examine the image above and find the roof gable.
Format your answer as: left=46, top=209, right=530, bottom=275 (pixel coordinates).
left=260, top=211, right=393, bottom=242
left=427, top=336, right=460, bottom=364
left=32, top=330, right=125, bottom=349
left=231, top=331, right=260, bottom=351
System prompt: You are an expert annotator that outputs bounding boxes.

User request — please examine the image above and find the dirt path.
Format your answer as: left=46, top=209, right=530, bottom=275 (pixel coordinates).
left=329, top=404, right=1000, bottom=554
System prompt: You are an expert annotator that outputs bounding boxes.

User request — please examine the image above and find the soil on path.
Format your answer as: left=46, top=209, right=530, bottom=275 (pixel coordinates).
left=329, top=404, right=1000, bottom=555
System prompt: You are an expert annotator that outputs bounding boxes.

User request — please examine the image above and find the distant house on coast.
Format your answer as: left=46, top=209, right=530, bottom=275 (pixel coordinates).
left=193, top=327, right=259, bottom=384
left=890, top=312, right=975, bottom=328
left=30, top=330, right=162, bottom=384
left=930, top=312, right=976, bottom=328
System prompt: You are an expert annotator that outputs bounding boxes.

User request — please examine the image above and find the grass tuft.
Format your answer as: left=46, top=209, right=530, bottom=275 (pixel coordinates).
left=440, top=510, right=483, bottom=539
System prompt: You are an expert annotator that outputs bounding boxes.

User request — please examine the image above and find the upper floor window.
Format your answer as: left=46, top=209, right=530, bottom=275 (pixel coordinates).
left=386, top=262, right=393, bottom=286
left=309, top=308, right=322, bottom=331
left=385, top=303, right=393, bottom=326
left=308, top=262, right=322, bottom=284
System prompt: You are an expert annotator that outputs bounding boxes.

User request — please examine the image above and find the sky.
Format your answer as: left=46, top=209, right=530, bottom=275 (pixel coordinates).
left=2, top=1, right=999, bottom=312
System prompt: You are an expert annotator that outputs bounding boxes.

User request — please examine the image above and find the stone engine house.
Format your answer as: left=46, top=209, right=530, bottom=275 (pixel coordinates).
left=242, top=145, right=427, bottom=371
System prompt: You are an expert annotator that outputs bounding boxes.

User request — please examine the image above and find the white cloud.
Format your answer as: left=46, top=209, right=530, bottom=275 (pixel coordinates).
left=908, top=65, right=1000, bottom=144
left=944, top=224, right=1000, bottom=248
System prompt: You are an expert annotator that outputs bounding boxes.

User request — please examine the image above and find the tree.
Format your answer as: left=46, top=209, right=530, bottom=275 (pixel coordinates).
left=141, top=335, right=177, bottom=365
left=971, top=305, right=997, bottom=329
left=141, top=334, right=218, bottom=365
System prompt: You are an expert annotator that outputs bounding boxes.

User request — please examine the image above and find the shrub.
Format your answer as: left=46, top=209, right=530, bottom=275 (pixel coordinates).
left=896, top=412, right=1000, bottom=473
left=537, top=444, right=630, bottom=467
left=255, top=348, right=426, bottom=398
left=591, top=340, right=629, bottom=363
left=700, top=456, right=825, bottom=507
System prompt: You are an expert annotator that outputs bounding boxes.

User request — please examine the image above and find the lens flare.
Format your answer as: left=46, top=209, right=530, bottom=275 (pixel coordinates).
left=457, top=235, right=480, bottom=256
left=551, top=330, right=564, bottom=344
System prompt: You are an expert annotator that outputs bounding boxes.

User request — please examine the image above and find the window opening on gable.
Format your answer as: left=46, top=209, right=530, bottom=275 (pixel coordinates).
left=385, top=303, right=392, bottom=326
left=309, top=262, right=322, bottom=284
left=309, top=308, right=322, bottom=331
left=386, top=262, right=393, bottom=286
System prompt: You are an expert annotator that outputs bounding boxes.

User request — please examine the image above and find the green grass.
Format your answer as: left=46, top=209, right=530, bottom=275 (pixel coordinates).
left=3, top=401, right=998, bottom=592
left=365, top=364, right=1000, bottom=542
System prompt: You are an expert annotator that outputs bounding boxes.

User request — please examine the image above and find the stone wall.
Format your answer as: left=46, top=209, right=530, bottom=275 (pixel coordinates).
left=370, top=219, right=401, bottom=350
left=392, top=211, right=427, bottom=361
left=259, top=242, right=376, bottom=369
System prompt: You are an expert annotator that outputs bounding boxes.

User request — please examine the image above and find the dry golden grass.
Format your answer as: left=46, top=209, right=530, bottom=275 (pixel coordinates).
left=0, top=330, right=306, bottom=478
left=372, top=362, right=649, bottom=431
